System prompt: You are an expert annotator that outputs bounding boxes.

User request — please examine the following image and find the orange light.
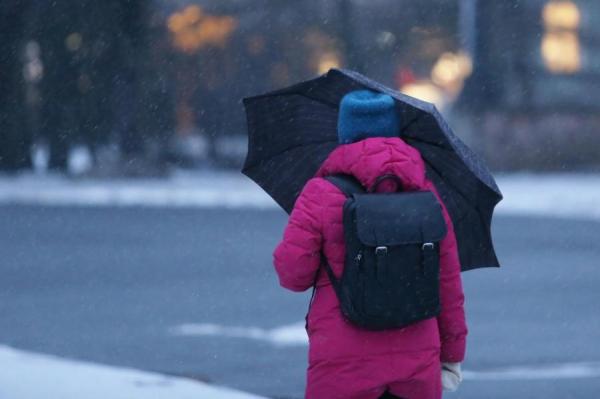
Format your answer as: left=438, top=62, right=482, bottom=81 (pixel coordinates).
left=184, top=5, right=203, bottom=24
left=401, top=81, right=445, bottom=108
left=543, top=1, right=580, bottom=30
left=542, top=31, right=581, bottom=73
left=317, top=52, right=341, bottom=74
left=167, top=14, right=186, bottom=33
left=167, top=5, right=237, bottom=53
left=541, top=1, right=581, bottom=74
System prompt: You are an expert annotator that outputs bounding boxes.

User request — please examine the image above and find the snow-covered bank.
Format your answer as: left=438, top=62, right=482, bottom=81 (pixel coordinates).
left=1, top=172, right=599, bottom=221
left=495, top=173, right=600, bottom=220
left=0, top=345, right=265, bottom=399
left=0, top=171, right=273, bottom=209
left=170, top=321, right=308, bottom=347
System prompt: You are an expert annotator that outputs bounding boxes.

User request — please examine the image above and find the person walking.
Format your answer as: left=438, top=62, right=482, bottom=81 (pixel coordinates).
left=273, top=90, right=467, bottom=399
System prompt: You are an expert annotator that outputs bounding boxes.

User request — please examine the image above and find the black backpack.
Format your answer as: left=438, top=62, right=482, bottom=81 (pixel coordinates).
left=319, top=173, right=448, bottom=330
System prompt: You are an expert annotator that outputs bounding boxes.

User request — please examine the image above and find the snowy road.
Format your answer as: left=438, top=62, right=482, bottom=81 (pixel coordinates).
left=1, top=203, right=600, bottom=398
left=1, top=173, right=600, bottom=398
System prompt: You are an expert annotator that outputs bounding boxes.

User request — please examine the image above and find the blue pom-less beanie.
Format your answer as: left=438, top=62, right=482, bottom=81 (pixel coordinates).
left=337, top=90, right=401, bottom=144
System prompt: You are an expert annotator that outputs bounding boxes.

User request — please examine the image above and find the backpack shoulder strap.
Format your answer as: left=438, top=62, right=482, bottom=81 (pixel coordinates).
left=314, top=174, right=364, bottom=298
left=323, top=174, right=365, bottom=197
left=306, top=175, right=363, bottom=323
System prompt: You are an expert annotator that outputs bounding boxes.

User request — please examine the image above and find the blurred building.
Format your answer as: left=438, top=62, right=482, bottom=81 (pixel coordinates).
left=457, top=0, right=600, bottom=170
left=160, top=0, right=464, bottom=166
left=1, top=0, right=598, bottom=172
left=162, top=0, right=600, bottom=170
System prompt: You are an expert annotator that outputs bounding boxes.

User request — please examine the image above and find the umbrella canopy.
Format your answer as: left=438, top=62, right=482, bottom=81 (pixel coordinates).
left=243, top=68, right=502, bottom=271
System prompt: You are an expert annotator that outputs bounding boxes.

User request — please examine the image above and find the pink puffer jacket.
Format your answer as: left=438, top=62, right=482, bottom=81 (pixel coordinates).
left=273, top=137, right=467, bottom=399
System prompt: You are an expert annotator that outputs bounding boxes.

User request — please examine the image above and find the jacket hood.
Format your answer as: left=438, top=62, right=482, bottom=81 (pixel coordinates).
left=315, top=137, right=427, bottom=191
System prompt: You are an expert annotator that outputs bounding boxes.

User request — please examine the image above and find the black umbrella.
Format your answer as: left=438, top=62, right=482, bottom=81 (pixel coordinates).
left=243, top=68, right=502, bottom=271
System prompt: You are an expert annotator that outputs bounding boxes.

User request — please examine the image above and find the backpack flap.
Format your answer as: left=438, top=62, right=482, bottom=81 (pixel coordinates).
left=353, top=191, right=447, bottom=246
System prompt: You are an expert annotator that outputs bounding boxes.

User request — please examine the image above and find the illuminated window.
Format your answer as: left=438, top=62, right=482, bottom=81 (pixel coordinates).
left=541, top=1, right=581, bottom=74
left=542, top=31, right=581, bottom=73
left=543, top=1, right=580, bottom=30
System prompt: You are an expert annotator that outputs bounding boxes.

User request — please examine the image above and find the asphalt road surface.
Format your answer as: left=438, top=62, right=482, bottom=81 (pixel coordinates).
left=1, top=205, right=599, bottom=398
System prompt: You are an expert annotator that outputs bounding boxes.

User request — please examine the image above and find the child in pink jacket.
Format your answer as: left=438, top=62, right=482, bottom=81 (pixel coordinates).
left=274, top=90, right=467, bottom=399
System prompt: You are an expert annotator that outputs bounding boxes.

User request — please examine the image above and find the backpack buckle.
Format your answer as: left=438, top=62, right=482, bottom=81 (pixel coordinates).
left=422, top=242, right=435, bottom=250
left=375, top=246, right=388, bottom=256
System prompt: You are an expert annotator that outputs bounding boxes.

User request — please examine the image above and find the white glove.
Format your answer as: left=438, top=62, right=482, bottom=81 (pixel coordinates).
left=441, top=362, right=462, bottom=392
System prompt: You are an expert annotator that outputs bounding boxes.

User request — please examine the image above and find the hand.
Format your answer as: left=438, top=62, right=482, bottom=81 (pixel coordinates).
left=441, top=362, right=462, bottom=392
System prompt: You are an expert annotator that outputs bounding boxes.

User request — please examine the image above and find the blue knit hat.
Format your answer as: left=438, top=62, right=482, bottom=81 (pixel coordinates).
left=337, top=90, right=401, bottom=144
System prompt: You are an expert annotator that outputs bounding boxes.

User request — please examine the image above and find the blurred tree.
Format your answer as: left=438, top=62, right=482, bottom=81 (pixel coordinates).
left=138, top=10, right=176, bottom=154
left=0, top=1, right=32, bottom=171
left=78, top=1, right=121, bottom=157
left=112, top=0, right=147, bottom=160
left=457, top=0, right=522, bottom=111
left=34, top=0, right=151, bottom=172
left=337, top=0, right=363, bottom=73
left=35, top=1, right=84, bottom=170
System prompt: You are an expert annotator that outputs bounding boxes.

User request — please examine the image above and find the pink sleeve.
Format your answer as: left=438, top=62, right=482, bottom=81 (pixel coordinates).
left=273, top=178, right=324, bottom=292
left=427, top=181, right=468, bottom=362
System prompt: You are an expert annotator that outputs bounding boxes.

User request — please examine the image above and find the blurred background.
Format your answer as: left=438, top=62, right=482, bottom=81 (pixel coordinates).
left=1, top=1, right=600, bottom=399
left=2, top=0, right=599, bottom=175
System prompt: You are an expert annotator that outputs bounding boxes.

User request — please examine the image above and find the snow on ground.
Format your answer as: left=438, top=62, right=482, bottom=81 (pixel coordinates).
left=1, top=171, right=600, bottom=222
left=168, top=321, right=600, bottom=381
left=0, top=345, right=266, bottom=399
left=170, top=321, right=308, bottom=347
left=463, top=361, right=600, bottom=381
left=0, top=171, right=273, bottom=209
left=495, top=173, right=600, bottom=220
